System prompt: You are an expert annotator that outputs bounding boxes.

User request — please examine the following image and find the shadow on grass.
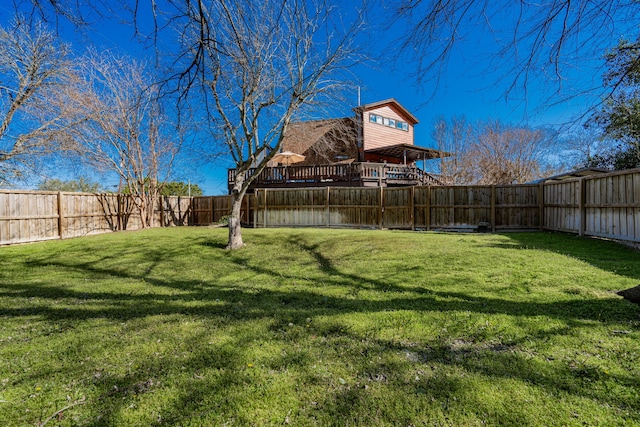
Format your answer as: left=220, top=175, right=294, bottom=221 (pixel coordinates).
left=338, top=333, right=640, bottom=424
left=2, top=279, right=633, bottom=324
left=2, top=230, right=639, bottom=425
left=2, top=231, right=637, bottom=327
left=491, top=232, right=640, bottom=282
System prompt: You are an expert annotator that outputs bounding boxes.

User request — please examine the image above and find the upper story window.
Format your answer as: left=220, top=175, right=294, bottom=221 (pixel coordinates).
left=369, top=113, right=409, bottom=131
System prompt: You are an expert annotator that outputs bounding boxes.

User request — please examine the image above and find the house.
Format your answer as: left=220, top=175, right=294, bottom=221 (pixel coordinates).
left=228, top=99, right=450, bottom=193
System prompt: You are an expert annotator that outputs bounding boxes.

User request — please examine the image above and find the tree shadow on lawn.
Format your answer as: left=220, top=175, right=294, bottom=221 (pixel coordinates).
left=55, top=309, right=635, bottom=426
left=318, top=330, right=640, bottom=425
left=2, top=278, right=633, bottom=325
left=59, top=312, right=639, bottom=426
left=2, top=231, right=640, bottom=424
left=3, top=231, right=637, bottom=325
left=490, top=232, right=640, bottom=283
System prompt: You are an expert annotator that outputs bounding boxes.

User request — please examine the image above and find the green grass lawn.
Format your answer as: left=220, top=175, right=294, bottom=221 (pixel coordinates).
left=1, top=227, right=639, bottom=426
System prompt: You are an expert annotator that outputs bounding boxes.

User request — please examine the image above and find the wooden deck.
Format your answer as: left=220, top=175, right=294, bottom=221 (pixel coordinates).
left=228, top=162, right=449, bottom=193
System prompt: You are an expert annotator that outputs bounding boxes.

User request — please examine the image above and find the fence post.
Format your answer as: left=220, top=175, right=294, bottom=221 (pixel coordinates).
left=426, top=185, right=431, bottom=231
left=57, top=191, right=64, bottom=239
left=579, top=178, right=586, bottom=237
left=209, top=197, right=214, bottom=224
left=117, top=193, right=123, bottom=231
left=490, top=186, right=496, bottom=233
left=379, top=186, right=384, bottom=229
left=539, top=182, right=545, bottom=231
left=251, top=193, right=257, bottom=228
left=159, top=196, right=165, bottom=227
left=325, top=186, right=330, bottom=227
left=263, top=189, right=268, bottom=228
left=410, top=186, right=415, bottom=231
left=245, top=193, right=250, bottom=227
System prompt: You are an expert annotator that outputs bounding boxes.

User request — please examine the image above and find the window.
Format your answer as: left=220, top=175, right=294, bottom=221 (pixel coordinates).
left=368, top=113, right=409, bottom=131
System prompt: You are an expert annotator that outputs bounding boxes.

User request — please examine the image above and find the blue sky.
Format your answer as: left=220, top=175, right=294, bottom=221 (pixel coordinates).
left=1, top=1, right=635, bottom=194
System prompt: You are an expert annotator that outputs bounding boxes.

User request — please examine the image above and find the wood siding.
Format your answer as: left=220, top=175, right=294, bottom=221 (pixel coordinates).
left=362, top=105, right=415, bottom=151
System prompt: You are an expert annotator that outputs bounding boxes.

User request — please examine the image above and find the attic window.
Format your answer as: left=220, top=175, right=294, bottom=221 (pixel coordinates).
left=369, top=113, right=408, bottom=131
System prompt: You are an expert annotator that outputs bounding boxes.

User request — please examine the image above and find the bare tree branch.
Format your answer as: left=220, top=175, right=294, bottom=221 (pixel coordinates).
left=392, top=0, right=636, bottom=107
left=0, top=15, right=83, bottom=185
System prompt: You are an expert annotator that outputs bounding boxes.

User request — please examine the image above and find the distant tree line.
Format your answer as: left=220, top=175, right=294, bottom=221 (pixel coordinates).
left=38, top=177, right=202, bottom=196
left=38, top=178, right=102, bottom=193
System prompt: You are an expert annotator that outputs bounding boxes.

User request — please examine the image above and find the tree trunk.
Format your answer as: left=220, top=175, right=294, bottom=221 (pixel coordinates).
left=227, top=173, right=247, bottom=249
left=227, top=191, right=244, bottom=249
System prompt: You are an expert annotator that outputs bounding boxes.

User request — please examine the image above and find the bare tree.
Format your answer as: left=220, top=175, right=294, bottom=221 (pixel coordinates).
left=393, top=0, right=638, bottom=104
left=470, top=121, right=554, bottom=184
left=169, top=0, right=365, bottom=249
left=434, top=118, right=556, bottom=184
left=0, top=16, right=82, bottom=185
left=560, top=127, right=608, bottom=170
left=431, top=116, right=474, bottom=184
left=73, top=51, right=181, bottom=228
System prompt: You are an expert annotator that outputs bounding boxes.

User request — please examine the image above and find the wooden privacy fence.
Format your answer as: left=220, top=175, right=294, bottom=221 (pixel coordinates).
left=248, top=185, right=542, bottom=231
left=192, top=168, right=640, bottom=243
left=2, top=168, right=640, bottom=246
left=0, top=190, right=192, bottom=245
left=543, top=170, right=640, bottom=241
left=191, top=195, right=255, bottom=226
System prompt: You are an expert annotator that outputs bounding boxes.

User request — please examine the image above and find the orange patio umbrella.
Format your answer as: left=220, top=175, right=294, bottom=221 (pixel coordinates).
left=272, top=151, right=305, bottom=166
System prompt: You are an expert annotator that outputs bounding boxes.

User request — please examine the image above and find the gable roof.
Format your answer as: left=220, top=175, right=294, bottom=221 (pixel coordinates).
left=356, top=98, right=419, bottom=125
left=272, top=118, right=358, bottom=165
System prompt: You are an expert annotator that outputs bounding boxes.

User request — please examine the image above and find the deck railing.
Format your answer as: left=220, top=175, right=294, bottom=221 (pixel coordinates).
left=228, top=162, right=449, bottom=191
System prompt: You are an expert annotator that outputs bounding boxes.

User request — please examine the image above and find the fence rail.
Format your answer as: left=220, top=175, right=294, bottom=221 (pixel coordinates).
left=2, top=168, right=640, bottom=246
